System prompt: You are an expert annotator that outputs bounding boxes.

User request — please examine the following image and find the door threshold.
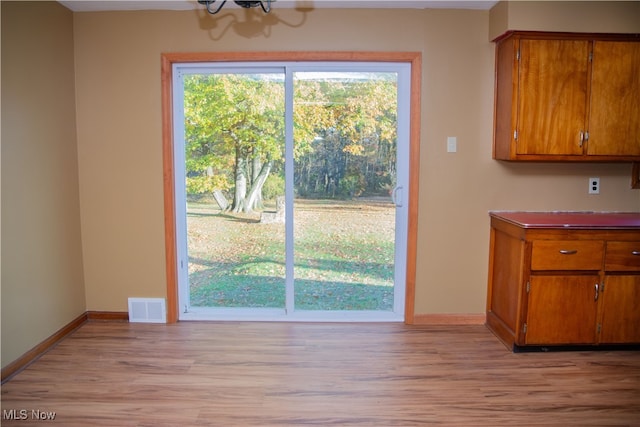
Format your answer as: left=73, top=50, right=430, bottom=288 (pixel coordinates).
left=180, top=307, right=403, bottom=322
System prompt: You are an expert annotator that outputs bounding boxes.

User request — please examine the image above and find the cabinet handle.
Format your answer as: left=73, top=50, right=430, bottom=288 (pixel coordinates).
left=559, top=249, right=578, bottom=255
left=632, top=251, right=640, bottom=256
left=579, top=131, right=584, bottom=148
left=594, top=283, right=599, bottom=301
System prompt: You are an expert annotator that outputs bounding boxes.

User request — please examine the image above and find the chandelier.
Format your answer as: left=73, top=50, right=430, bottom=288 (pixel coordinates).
left=198, top=0, right=272, bottom=15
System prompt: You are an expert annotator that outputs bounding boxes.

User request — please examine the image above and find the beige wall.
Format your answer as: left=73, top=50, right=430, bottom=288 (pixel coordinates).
left=1, top=1, right=639, bottom=368
left=1, top=1, right=86, bottom=368
left=73, top=3, right=639, bottom=316
left=490, top=1, right=640, bottom=40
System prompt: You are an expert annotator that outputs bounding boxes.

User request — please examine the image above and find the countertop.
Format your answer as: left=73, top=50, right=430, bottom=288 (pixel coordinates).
left=489, top=211, right=640, bottom=229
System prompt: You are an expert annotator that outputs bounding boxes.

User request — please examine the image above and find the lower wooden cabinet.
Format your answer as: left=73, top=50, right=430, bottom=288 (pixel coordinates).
left=526, top=275, right=599, bottom=345
left=600, top=275, right=640, bottom=344
left=486, top=212, right=640, bottom=350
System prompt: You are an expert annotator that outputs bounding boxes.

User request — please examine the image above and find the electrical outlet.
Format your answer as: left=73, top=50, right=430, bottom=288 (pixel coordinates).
left=589, top=177, right=600, bottom=194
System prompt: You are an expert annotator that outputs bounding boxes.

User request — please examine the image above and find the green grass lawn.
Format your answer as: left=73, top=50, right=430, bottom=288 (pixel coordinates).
left=187, top=198, right=395, bottom=311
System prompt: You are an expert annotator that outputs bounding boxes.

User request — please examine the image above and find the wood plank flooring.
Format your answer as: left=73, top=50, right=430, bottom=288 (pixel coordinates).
left=2, top=321, right=639, bottom=426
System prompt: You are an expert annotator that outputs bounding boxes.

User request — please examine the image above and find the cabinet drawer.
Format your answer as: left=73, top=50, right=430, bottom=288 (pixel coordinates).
left=531, top=240, right=604, bottom=270
left=605, top=241, right=640, bottom=271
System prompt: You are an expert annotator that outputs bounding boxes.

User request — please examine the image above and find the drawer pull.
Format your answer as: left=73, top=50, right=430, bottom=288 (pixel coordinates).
left=632, top=251, right=640, bottom=256
left=559, top=249, right=578, bottom=255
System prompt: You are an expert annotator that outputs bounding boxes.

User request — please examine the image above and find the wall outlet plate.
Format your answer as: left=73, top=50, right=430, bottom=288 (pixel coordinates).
left=589, top=177, right=600, bottom=194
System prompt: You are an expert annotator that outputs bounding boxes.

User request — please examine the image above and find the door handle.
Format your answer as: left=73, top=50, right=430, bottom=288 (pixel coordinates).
left=392, top=186, right=403, bottom=207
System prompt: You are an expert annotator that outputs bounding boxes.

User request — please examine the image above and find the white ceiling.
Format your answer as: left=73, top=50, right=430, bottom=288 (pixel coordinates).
left=58, top=0, right=498, bottom=12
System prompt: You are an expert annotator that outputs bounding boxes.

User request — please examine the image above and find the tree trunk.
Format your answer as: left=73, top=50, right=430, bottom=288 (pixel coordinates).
left=251, top=155, right=264, bottom=210
left=232, top=153, right=247, bottom=213
left=244, top=160, right=273, bottom=214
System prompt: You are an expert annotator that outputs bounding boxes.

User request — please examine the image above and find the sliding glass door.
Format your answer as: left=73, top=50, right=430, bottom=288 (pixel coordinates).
left=175, top=69, right=287, bottom=314
left=173, top=62, right=410, bottom=321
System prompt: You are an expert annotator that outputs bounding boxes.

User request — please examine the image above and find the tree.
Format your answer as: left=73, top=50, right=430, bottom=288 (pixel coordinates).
left=183, top=72, right=399, bottom=207
left=184, top=74, right=285, bottom=213
left=293, top=75, right=398, bottom=198
left=340, top=78, right=398, bottom=196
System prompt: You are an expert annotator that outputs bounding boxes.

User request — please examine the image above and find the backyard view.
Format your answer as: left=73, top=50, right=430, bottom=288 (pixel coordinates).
left=187, top=198, right=395, bottom=310
left=181, top=68, right=400, bottom=312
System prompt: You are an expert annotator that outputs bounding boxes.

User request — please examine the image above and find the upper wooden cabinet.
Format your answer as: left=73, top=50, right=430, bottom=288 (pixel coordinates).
left=589, top=41, right=640, bottom=157
left=493, top=31, right=640, bottom=161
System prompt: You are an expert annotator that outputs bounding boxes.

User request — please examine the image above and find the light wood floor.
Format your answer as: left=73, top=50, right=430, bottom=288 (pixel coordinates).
left=2, top=321, right=639, bottom=426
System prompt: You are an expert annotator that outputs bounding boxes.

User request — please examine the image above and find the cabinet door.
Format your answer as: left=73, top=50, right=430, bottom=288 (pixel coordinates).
left=588, top=41, right=640, bottom=156
left=517, top=39, right=589, bottom=156
left=525, top=275, right=599, bottom=345
left=599, top=276, right=640, bottom=343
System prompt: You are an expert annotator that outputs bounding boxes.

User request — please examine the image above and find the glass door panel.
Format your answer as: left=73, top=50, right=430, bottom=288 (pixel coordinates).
left=292, top=71, right=399, bottom=312
left=180, top=71, right=286, bottom=310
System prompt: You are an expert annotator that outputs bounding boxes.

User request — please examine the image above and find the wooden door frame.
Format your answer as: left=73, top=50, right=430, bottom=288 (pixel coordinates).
left=161, top=51, right=421, bottom=323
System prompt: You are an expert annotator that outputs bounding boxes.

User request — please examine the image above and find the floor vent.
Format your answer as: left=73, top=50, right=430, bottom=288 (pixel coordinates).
left=128, top=298, right=166, bottom=323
